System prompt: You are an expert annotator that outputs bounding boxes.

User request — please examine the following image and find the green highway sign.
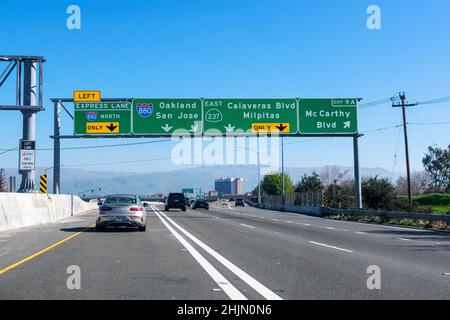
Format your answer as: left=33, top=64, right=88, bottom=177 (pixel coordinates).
left=182, top=188, right=194, bottom=194
left=299, top=99, right=358, bottom=134
left=132, top=99, right=202, bottom=135
left=73, top=98, right=359, bottom=136
left=74, top=102, right=132, bottom=135
left=203, top=99, right=298, bottom=135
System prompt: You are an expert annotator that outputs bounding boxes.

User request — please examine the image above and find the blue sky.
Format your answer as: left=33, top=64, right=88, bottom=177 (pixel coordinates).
left=0, top=0, right=449, bottom=177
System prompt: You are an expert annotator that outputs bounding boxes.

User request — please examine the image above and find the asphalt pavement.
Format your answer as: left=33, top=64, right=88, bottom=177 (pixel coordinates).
left=1, top=201, right=449, bottom=300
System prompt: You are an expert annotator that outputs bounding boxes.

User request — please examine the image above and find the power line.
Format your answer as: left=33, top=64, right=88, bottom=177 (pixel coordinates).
left=0, top=138, right=173, bottom=154
left=359, top=97, right=394, bottom=109
left=416, top=96, right=450, bottom=106
left=408, top=121, right=450, bottom=126
left=361, top=124, right=403, bottom=134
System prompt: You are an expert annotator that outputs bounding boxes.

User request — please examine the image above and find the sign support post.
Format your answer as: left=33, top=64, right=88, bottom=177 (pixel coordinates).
left=353, top=135, right=362, bottom=209
left=18, top=61, right=37, bottom=192
left=53, top=100, right=61, bottom=194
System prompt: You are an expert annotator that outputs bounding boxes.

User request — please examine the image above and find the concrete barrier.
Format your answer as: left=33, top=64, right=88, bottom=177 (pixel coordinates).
left=245, top=200, right=322, bottom=217
left=0, top=193, right=98, bottom=232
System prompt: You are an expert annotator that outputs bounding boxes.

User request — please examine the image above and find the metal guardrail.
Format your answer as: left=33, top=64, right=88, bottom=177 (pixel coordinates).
left=246, top=200, right=450, bottom=223
left=321, top=207, right=450, bottom=222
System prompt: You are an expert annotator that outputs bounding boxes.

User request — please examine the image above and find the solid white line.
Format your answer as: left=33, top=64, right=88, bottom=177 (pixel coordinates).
left=240, top=224, right=256, bottom=229
left=309, top=241, right=354, bottom=253
left=397, top=237, right=412, bottom=242
left=154, top=206, right=283, bottom=300
left=151, top=207, right=247, bottom=300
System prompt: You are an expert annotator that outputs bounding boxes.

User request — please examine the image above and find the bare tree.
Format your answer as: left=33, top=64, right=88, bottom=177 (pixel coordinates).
left=395, top=171, right=432, bottom=195
left=319, top=166, right=349, bottom=186
left=0, top=169, right=8, bottom=192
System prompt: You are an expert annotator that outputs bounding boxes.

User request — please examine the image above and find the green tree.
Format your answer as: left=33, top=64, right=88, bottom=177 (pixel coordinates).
left=422, top=145, right=450, bottom=193
left=325, top=180, right=354, bottom=208
left=362, top=176, right=396, bottom=210
left=295, top=172, right=324, bottom=193
left=260, top=172, right=294, bottom=196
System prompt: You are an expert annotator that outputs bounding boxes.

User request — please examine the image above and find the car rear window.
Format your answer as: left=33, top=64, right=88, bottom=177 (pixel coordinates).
left=107, top=196, right=137, bottom=204
left=169, top=193, right=184, bottom=200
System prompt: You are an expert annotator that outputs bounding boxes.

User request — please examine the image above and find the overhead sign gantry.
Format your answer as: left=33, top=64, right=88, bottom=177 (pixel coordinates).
left=72, top=97, right=358, bottom=136
left=50, top=93, right=363, bottom=209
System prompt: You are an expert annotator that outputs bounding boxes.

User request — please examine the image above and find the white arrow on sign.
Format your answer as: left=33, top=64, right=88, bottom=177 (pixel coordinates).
left=224, top=124, right=235, bottom=133
left=343, top=121, right=351, bottom=129
left=190, top=124, right=199, bottom=133
left=161, top=124, right=173, bottom=132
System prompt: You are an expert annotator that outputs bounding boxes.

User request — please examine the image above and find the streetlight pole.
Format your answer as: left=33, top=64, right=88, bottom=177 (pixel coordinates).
left=246, top=146, right=261, bottom=205
left=257, top=147, right=261, bottom=205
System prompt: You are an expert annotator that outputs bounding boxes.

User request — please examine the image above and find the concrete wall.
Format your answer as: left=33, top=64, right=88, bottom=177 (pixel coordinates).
left=245, top=199, right=322, bottom=217
left=0, top=193, right=97, bottom=232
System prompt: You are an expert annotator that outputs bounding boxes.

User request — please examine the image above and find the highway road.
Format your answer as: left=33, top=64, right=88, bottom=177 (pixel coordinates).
left=1, top=202, right=449, bottom=300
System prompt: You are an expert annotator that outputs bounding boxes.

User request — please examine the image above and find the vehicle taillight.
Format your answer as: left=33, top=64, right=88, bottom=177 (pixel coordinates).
left=129, top=207, right=144, bottom=212
left=99, top=206, right=112, bottom=211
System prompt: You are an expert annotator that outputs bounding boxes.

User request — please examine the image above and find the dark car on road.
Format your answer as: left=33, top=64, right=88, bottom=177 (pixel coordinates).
left=165, top=193, right=187, bottom=212
left=191, top=199, right=209, bottom=210
left=235, top=199, right=245, bottom=207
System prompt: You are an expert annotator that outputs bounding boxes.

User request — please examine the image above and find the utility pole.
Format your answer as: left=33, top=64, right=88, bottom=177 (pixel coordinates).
left=393, top=92, right=416, bottom=210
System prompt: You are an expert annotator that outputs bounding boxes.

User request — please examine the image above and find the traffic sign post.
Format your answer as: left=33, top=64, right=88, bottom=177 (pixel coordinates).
left=74, top=101, right=132, bottom=135
left=132, top=99, right=202, bottom=135
left=203, top=99, right=298, bottom=135
left=19, top=140, right=36, bottom=173
left=299, top=99, right=358, bottom=134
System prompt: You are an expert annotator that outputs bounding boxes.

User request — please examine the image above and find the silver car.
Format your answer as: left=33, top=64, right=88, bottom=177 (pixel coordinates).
left=96, top=194, right=147, bottom=232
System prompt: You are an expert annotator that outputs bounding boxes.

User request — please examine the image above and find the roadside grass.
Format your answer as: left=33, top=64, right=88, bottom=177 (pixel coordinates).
left=397, top=193, right=450, bottom=214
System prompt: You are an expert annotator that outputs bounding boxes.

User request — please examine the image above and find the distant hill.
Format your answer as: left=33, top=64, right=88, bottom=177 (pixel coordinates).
left=2, top=165, right=402, bottom=196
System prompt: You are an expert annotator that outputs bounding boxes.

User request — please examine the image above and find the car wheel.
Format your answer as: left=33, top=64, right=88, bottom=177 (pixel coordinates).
left=165, top=206, right=169, bottom=211
left=96, top=225, right=104, bottom=232
left=138, top=225, right=146, bottom=232
left=182, top=207, right=186, bottom=212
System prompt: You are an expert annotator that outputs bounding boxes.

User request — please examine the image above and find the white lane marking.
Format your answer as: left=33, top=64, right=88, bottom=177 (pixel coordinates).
left=309, top=241, right=354, bottom=253
left=397, top=238, right=413, bottom=242
left=272, top=219, right=278, bottom=221
left=151, top=207, right=246, bottom=300
left=240, top=224, right=256, bottom=229
left=326, top=227, right=335, bottom=230
left=153, top=206, right=283, bottom=300
left=355, top=231, right=368, bottom=235
left=303, top=223, right=311, bottom=226
left=286, top=221, right=293, bottom=224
